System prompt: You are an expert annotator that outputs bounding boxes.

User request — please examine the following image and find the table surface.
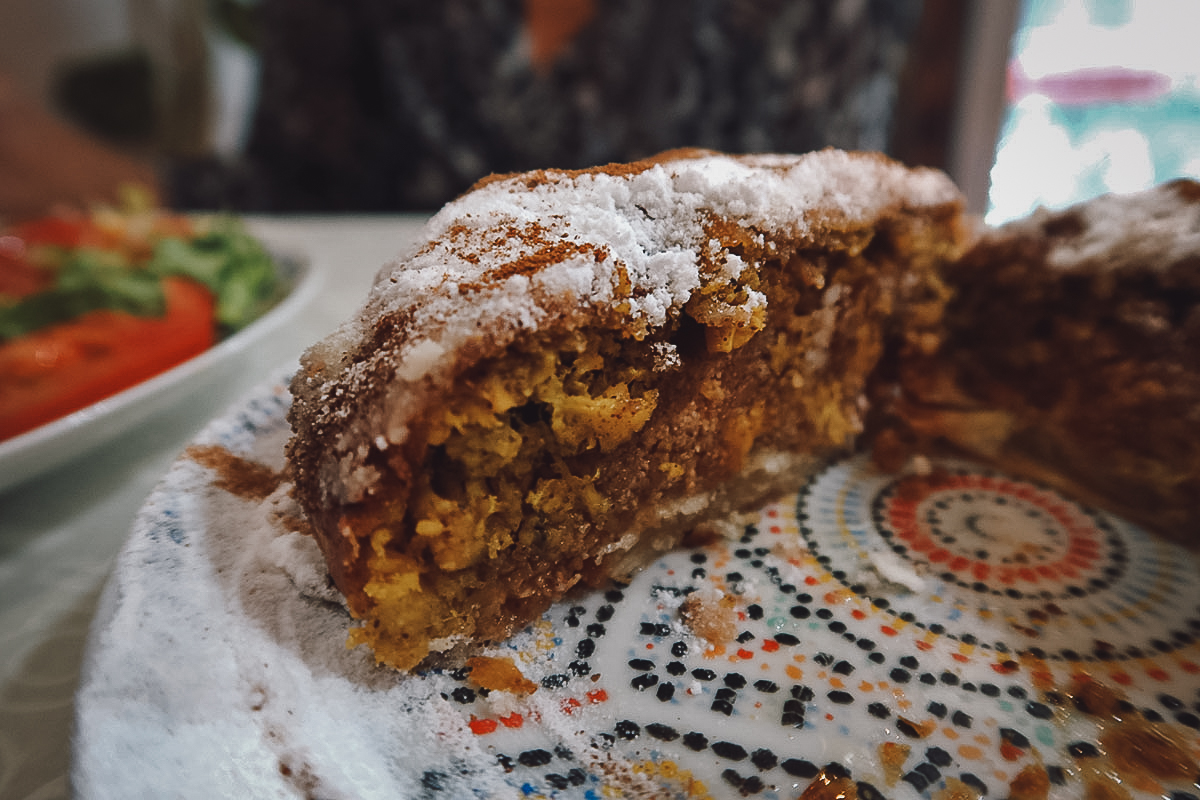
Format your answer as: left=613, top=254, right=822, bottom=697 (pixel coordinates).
left=0, top=216, right=428, bottom=800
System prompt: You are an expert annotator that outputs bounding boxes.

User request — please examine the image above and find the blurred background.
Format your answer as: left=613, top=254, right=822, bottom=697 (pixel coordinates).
left=0, top=0, right=1197, bottom=222
left=989, top=0, right=1200, bottom=223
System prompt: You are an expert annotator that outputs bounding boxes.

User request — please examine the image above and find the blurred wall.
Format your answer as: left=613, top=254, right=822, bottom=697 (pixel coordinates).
left=0, top=0, right=133, bottom=104
left=1, top=1, right=1014, bottom=214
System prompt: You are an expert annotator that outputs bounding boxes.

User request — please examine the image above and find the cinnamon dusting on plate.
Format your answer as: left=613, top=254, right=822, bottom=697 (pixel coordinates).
left=679, top=592, right=738, bottom=646
left=1100, top=718, right=1197, bottom=784
left=1060, top=674, right=1199, bottom=792
left=466, top=656, right=538, bottom=696
left=877, top=741, right=910, bottom=787
left=186, top=444, right=283, bottom=501
left=1005, top=764, right=1050, bottom=800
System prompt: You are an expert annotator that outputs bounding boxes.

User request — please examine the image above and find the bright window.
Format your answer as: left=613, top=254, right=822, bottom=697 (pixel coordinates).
left=987, top=0, right=1200, bottom=224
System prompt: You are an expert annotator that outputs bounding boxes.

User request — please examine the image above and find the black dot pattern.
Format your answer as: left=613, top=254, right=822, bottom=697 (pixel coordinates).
left=376, top=455, right=1200, bottom=798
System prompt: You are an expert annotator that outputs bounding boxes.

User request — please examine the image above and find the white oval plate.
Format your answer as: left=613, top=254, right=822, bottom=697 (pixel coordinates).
left=0, top=253, right=316, bottom=492
left=73, top=375, right=1200, bottom=799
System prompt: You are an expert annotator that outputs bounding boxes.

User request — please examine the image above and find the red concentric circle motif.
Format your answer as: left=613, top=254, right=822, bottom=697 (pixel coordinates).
left=884, top=472, right=1104, bottom=589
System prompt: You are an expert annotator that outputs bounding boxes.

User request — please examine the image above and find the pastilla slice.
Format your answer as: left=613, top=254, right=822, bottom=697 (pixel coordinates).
left=287, top=149, right=968, bottom=670
left=898, top=179, right=1200, bottom=541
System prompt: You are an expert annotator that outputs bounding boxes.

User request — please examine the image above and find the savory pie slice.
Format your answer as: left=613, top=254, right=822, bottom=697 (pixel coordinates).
left=286, top=149, right=968, bottom=669
left=896, top=180, right=1200, bottom=540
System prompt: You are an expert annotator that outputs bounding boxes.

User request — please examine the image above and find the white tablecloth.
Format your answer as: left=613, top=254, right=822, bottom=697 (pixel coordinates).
left=0, top=216, right=428, bottom=800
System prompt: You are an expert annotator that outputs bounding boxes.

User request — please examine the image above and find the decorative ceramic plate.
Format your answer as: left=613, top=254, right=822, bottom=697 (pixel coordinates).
left=73, top=375, right=1200, bottom=799
left=0, top=252, right=316, bottom=493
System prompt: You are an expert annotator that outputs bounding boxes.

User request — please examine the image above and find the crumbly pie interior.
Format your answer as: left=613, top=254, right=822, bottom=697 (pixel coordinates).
left=287, top=149, right=966, bottom=670
left=894, top=179, right=1200, bottom=540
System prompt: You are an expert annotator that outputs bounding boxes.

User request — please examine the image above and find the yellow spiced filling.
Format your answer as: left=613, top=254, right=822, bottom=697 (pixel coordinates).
left=349, top=329, right=668, bottom=667
left=341, top=218, right=956, bottom=670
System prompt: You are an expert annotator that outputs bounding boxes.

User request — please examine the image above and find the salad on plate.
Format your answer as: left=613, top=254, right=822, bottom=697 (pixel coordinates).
left=0, top=192, right=283, bottom=442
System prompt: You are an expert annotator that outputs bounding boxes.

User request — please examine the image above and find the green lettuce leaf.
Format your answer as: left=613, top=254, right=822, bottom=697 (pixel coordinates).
left=149, top=218, right=280, bottom=333
left=0, top=249, right=164, bottom=341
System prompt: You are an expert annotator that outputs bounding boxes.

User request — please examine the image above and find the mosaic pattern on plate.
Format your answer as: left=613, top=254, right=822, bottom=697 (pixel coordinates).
left=407, top=455, right=1200, bottom=799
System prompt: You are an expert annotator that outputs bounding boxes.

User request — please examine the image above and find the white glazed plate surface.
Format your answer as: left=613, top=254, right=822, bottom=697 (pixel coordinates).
left=0, top=253, right=316, bottom=492
left=73, top=376, right=1200, bottom=799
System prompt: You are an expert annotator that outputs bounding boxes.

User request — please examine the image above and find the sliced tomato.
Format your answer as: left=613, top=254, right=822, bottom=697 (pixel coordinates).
left=0, top=277, right=215, bottom=440
left=13, top=214, right=105, bottom=249
left=0, top=236, right=52, bottom=298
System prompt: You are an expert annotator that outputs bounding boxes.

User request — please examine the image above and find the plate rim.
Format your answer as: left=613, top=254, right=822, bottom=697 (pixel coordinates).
left=0, top=250, right=319, bottom=492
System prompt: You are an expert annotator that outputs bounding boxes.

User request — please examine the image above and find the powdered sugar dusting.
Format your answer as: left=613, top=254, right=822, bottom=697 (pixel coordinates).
left=999, top=179, right=1200, bottom=278
left=291, top=150, right=962, bottom=503
left=308, top=151, right=959, bottom=390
